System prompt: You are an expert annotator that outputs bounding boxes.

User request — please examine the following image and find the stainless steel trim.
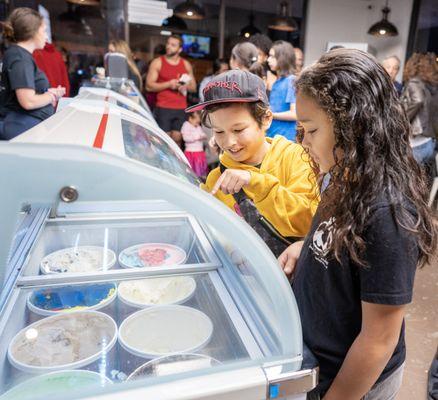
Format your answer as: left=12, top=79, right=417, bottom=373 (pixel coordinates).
left=208, top=270, right=263, bottom=360
left=17, top=263, right=218, bottom=288
left=264, top=366, right=318, bottom=398
left=187, top=215, right=222, bottom=267
left=68, top=366, right=269, bottom=400
left=1, top=208, right=49, bottom=310
left=49, top=210, right=190, bottom=222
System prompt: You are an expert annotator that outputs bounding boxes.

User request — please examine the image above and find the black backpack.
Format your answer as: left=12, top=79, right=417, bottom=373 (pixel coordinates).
left=219, top=163, right=299, bottom=257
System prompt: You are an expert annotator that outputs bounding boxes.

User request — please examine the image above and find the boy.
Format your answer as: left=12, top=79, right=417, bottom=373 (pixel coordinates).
left=186, top=70, right=318, bottom=249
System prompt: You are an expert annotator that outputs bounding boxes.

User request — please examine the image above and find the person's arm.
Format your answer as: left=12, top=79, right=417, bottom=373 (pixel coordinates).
left=212, top=146, right=318, bottom=237
left=272, top=103, right=297, bottom=121
left=323, top=302, right=405, bottom=400
left=15, top=88, right=56, bottom=110
left=146, top=58, right=179, bottom=92
left=183, top=60, right=197, bottom=93
left=278, top=240, right=305, bottom=278
left=246, top=147, right=318, bottom=237
left=272, top=77, right=297, bottom=121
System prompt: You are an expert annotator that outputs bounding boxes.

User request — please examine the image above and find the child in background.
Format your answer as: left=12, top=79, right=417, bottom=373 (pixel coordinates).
left=181, top=111, right=208, bottom=178
left=186, top=70, right=318, bottom=256
left=279, top=49, right=437, bottom=399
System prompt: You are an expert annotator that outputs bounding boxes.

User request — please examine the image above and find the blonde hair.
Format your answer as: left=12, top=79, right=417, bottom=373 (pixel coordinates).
left=109, top=39, right=143, bottom=91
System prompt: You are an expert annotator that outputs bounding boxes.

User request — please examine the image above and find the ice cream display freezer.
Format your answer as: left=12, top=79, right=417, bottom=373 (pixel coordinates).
left=0, top=88, right=317, bottom=399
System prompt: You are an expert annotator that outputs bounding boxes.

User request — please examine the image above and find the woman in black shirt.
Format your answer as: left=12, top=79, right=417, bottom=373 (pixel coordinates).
left=279, top=50, right=437, bottom=399
left=0, top=7, right=65, bottom=140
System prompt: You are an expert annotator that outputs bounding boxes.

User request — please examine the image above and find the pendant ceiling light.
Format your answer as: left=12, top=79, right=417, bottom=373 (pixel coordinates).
left=162, top=15, right=188, bottom=30
left=67, top=0, right=100, bottom=6
left=174, top=0, right=205, bottom=20
left=240, top=13, right=260, bottom=38
left=269, top=1, right=297, bottom=32
left=368, top=1, right=398, bottom=37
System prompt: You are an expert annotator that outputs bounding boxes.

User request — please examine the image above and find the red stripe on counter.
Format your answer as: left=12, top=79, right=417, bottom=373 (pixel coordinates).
left=92, top=105, right=109, bottom=148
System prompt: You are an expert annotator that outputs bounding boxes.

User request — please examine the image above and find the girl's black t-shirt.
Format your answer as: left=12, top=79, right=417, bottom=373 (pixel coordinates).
left=1, top=44, right=54, bottom=120
left=293, top=199, right=418, bottom=394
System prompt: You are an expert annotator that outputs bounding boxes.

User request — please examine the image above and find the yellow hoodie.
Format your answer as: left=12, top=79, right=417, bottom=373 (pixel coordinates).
left=202, top=136, right=319, bottom=238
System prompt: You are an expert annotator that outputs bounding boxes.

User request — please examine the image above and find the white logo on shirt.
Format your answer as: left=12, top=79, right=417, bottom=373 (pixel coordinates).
left=309, top=217, right=335, bottom=269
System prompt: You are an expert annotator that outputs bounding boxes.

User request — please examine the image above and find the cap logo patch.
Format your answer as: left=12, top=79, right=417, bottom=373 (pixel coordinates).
left=203, top=80, right=243, bottom=96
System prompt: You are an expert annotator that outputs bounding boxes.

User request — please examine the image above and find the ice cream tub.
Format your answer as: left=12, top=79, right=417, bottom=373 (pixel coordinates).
left=8, top=311, right=118, bottom=374
left=27, top=283, right=117, bottom=321
left=118, top=306, right=213, bottom=360
left=40, top=246, right=116, bottom=274
left=118, top=243, right=186, bottom=269
left=127, top=353, right=220, bottom=380
left=0, top=370, right=111, bottom=400
left=118, top=277, right=196, bottom=309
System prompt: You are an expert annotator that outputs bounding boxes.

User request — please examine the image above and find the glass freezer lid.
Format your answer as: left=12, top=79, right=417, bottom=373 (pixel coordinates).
left=19, top=213, right=218, bottom=281
left=120, top=119, right=199, bottom=185
left=0, top=142, right=304, bottom=380
left=0, top=272, right=266, bottom=399
left=80, top=78, right=151, bottom=114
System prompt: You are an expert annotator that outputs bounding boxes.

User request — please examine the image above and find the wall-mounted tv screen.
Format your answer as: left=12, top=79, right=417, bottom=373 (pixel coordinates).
left=182, top=34, right=210, bottom=58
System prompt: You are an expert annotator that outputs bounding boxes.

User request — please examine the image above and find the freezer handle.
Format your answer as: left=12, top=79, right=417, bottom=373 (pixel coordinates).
left=264, top=367, right=319, bottom=398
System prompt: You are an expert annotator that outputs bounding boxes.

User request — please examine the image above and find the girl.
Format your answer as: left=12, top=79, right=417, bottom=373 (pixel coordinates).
left=1, top=8, right=65, bottom=140
left=187, top=69, right=318, bottom=256
left=229, top=42, right=265, bottom=81
left=279, top=49, right=437, bottom=399
left=266, top=40, right=297, bottom=141
left=181, top=111, right=208, bottom=179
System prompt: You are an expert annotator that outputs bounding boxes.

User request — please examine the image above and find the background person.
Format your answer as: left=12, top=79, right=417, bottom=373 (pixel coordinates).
left=0, top=7, right=65, bottom=140
left=294, top=47, right=304, bottom=74
left=267, top=40, right=297, bottom=141
left=108, top=39, right=143, bottom=92
left=146, top=34, right=196, bottom=148
left=229, top=41, right=265, bottom=81
left=198, top=58, right=229, bottom=102
left=382, top=55, right=403, bottom=96
left=248, top=33, right=276, bottom=92
left=402, top=52, right=437, bottom=170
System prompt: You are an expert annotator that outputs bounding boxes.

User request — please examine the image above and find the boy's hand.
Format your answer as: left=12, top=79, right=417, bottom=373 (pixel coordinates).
left=278, top=240, right=304, bottom=278
left=211, top=169, right=251, bottom=195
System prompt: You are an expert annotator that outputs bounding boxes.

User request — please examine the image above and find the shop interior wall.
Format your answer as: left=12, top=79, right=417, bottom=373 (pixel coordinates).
left=304, top=0, right=414, bottom=82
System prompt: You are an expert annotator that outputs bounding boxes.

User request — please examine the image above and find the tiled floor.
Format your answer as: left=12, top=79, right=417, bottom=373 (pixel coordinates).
left=398, top=255, right=438, bottom=399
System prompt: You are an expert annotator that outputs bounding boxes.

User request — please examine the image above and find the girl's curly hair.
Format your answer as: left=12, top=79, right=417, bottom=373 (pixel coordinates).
left=295, top=49, right=437, bottom=267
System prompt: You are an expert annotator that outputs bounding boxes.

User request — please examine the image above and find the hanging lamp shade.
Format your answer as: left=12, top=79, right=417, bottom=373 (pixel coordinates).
left=240, top=14, right=261, bottom=38
left=368, top=5, right=398, bottom=37
left=67, top=0, right=100, bottom=6
left=162, top=15, right=188, bottom=30
left=174, top=0, right=205, bottom=20
left=269, top=1, right=297, bottom=32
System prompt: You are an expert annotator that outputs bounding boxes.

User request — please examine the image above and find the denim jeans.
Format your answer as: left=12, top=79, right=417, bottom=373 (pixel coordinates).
left=1, top=111, right=41, bottom=140
left=412, top=139, right=435, bottom=166
left=307, top=363, right=404, bottom=400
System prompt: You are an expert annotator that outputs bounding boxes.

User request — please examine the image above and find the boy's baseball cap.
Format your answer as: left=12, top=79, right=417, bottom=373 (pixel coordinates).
left=186, top=69, right=269, bottom=113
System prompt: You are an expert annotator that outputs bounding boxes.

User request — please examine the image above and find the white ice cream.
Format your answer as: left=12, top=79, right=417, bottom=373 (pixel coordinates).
left=118, top=277, right=195, bottom=306
left=10, top=312, right=116, bottom=368
left=41, top=246, right=115, bottom=274
left=120, top=306, right=213, bottom=357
